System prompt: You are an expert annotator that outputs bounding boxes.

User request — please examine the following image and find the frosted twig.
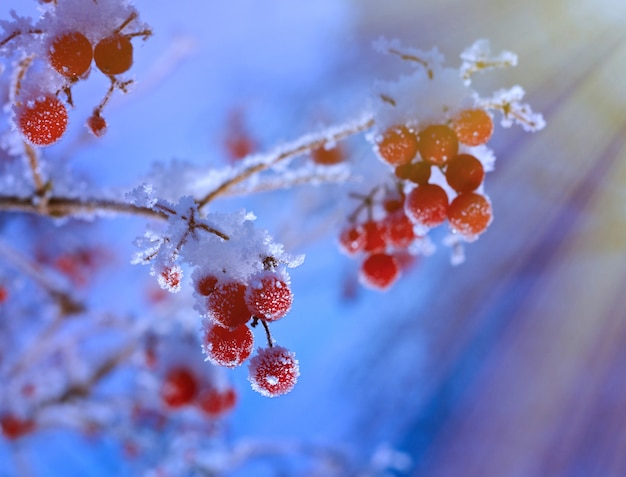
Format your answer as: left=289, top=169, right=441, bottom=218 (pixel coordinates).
left=196, top=114, right=375, bottom=208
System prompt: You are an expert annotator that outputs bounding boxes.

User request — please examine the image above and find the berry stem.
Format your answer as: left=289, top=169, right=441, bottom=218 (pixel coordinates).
left=260, top=319, right=274, bottom=348
left=196, top=114, right=375, bottom=209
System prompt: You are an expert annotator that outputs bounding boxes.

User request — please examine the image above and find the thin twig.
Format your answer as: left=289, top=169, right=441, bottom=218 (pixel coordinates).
left=196, top=114, right=375, bottom=209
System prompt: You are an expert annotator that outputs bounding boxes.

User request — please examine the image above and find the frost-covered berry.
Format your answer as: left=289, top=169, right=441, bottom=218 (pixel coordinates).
left=198, top=387, right=237, bottom=417
left=160, top=367, right=198, bottom=408
left=418, top=124, right=458, bottom=166
left=405, top=184, right=449, bottom=229
left=447, top=192, right=492, bottom=240
left=157, top=265, right=182, bottom=293
left=452, top=108, right=493, bottom=146
left=362, top=220, right=386, bottom=253
left=196, top=274, right=218, bottom=296
left=360, top=253, right=400, bottom=290
left=380, top=211, right=416, bottom=248
left=16, top=95, right=68, bottom=146
left=202, top=322, right=253, bottom=368
left=245, top=271, right=293, bottom=322
left=248, top=346, right=300, bottom=397
left=48, top=31, right=93, bottom=78
left=207, top=281, right=251, bottom=329
left=94, top=34, right=133, bottom=75
left=445, top=154, right=485, bottom=193
left=338, top=224, right=366, bottom=256
left=377, top=125, right=419, bottom=166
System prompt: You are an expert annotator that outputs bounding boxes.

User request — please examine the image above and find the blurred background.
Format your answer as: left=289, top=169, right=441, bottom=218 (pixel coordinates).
left=2, top=0, right=626, bottom=475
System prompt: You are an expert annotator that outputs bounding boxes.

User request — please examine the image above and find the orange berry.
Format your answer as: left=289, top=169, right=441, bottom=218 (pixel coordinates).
left=17, top=95, right=68, bottom=146
left=452, top=109, right=493, bottom=146
left=418, top=124, right=458, bottom=166
left=94, top=34, right=133, bottom=75
left=377, top=125, right=419, bottom=166
left=445, top=154, right=485, bottom=193
left=48, top=31, right=93, bottom=78
left=311, top=145, right=344, bottom=165
left=447, top=192, right=492, bottom=239
left=405, top=184, right=449, bottom=229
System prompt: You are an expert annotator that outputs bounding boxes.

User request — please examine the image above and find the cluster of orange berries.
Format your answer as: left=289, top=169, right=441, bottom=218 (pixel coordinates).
left=5, top=7, right=150, bottom=146
left=380, top=109, right=494, bottom=240
left=339, top=107, right=496, bottom=290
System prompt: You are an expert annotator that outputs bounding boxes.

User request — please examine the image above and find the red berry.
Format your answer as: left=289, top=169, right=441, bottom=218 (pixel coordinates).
left=202, top=322, right=254, bottom=368
left=0, top=414, right=35, bottom=440
left=17, top=95, right=68, bottom=146
left=207, top=281, right=251, bottom=328
left=359, top=253, right=400, bottom=290
left=0, top=286, right=7, bottom=304
left=362, top=220, right=386, bottom=253
left=87, top=114, right=107, bottom=137
left=160, top=367, right=198, bottom=408
left=198, top=387, right=237, bottom=417
left=245, top=272, right=293, bottom=321
left=395, top=161, right=431, bottom=185
left=248, top=346, right=300, bottom=397
left=311, top=145, right=344, bottom=165
left=338, top=224, right=366, bottom=256
left=48, top=31, right=93, bottom=78
left=94, top=34, right=133, bottom=75
left=405, top=184, right=449, bottom=229
left=452, top=108, right=493, bottom=146
left=447, top=192, right=493, bottom=239
left=158, top=265, right=182, bottom=292
left=445, top=154, right=485, bottom=193
left=377, top=125, right=419, bottom=166
left=418, top=124, right=459, bottom=166
left=196, top=274, right=218, bottom=296
left=380, top=211, right=416, bottom=248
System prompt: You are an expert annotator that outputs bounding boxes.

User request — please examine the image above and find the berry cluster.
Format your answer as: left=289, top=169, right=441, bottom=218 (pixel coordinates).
left=383, top=111, right=494, bottom=241
left=1, top=0, right=151, bottom=146
left=196, top=265, right=300, bottom=397
left=160, top=366, right=237, bottom=418
left=338, top=188, right=418, bottom=290
left=335, top=40, right=544, bottom=289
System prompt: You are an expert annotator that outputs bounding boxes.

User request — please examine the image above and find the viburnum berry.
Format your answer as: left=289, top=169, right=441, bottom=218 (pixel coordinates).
left=157, top=265, right=182, bottom=293
left=338, top=224, right=366, bottom=256
left=405, top=184, right=449, bottom=229
left=418, top=124, right=459, bottom=166
left=360, top=253, right=400, bottom=290
left=376, top=125, right=419, bottom=166
left=202, top=322, right=254, bottom=368
left=94, top=34, right=133, bottom=75
left=445, top=154, right=485, bottom=193
left=311, top=145, right=344, bottom=165
left=447, top=192, right=493, bottom=239
left=207, top=280, right=251, bottom=328
left=248, top=346, right=300, bottom=397
left=16, top=95, right=68, bottom=146
left=245, top=271, right=293, bottom=322
left=395, top=161, right=431, bottom=185
left=380, top=210, right=416, bottom=248
left=160, top=367, right=198, bottom=408
left=0, top=286, right=7, bottom=304
left=196, top=274, right=219, bottom=296
left=87, top=113, right=107, bottom=137
left=362, top=220, right=386, bottom=253
left=452, top=108, right=493, bottom=146
left=0, top=414, right=35, bottom=440
left=48, top=31, right=93, bottom=78
left=197, top=387, right=237, bottom=417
